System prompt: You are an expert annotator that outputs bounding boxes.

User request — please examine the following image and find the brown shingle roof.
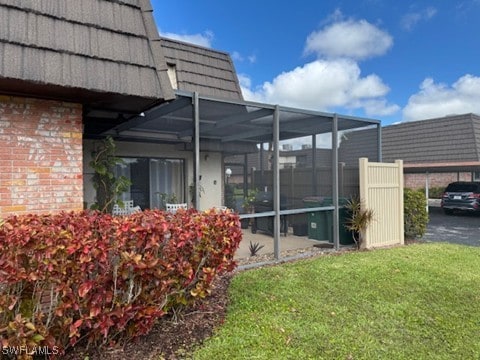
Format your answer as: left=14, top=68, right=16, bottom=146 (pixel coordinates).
left=0, top=0, right=174, bottom=112
left=382, top=113, right=480, bottom=163
left=338, top=113, right=480, bottom=167
left=160, top=37, right=243, bottom=100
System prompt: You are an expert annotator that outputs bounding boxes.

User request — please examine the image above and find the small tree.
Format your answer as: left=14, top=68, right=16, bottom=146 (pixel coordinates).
left=89, top=136, right=131, bottom=213
left=344, top=197, right=374, bottom=249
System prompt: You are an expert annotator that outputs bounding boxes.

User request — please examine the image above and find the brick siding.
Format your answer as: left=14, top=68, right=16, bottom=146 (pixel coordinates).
left=404, top=172, right=472, bottom=190
left=0, top=96, right=83, bottom=216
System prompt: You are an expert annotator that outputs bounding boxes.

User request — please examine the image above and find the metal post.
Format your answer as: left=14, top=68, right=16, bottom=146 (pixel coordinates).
left=273, top=105, right=280, bottom=260
left=332, top=114, right=340, bottom=250
left=312, top=134, right=317, bottom=194
left=243, top=154, right=248, bottom=196
left=193, top=92, right=200, bottom=210
left=425, top=172, right=429, bottom=214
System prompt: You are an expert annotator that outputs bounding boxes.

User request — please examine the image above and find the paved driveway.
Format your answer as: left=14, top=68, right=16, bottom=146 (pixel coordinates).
left=423, top=206, right=480, bottom=246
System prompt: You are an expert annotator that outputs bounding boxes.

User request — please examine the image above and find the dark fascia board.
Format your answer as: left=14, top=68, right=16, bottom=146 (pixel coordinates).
left=403, top=161, right=480, bottom=173
left=0, top=77, right=162, bottom=114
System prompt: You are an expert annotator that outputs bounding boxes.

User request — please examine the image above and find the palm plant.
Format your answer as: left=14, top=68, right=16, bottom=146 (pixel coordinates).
left=344, top=197, right=374, bottom=249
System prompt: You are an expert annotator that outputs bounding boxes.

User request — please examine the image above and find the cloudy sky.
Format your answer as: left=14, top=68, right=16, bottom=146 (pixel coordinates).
left=152, top=0, right=480, bottom=125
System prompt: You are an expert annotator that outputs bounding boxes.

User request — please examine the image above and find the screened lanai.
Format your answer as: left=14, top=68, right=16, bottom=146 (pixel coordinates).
left=98, top=90, right=381, bottom=258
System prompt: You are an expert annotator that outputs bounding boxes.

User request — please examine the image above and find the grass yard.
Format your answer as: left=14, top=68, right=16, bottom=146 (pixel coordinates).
left=193, top=243, right=480, bottom=359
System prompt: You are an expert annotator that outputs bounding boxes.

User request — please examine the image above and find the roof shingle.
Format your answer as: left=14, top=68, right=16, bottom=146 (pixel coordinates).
left=160, top=37, right=243, bottom=100
left=0, top=0, right=174, bottom=110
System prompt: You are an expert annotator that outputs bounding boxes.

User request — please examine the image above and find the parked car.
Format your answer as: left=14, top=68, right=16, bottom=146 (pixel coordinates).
left=441, top=181, right=480, bottom=215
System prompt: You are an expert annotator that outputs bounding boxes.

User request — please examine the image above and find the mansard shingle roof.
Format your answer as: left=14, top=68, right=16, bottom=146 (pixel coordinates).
left=160, top=37, right=243, bottom=100
left=0, top=0, right=174, bottom=113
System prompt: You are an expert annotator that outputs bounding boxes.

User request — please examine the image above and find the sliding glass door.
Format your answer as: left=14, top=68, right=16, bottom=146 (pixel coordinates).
left=116, top=157, right=185, bottom=210
left=149, top=159, right=185, bottom=209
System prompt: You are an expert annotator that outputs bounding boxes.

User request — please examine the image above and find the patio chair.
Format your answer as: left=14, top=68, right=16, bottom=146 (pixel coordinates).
left=112, top=200, right=141, bottom=215
left=166, top=203, right=188, bottom=213
left=213, top=206, right=228, bottom=211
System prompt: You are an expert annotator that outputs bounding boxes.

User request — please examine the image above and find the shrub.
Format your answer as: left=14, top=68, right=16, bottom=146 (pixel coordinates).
left=343, top=197, right=374, bottom=249
left=0, top=208, right=242, bottom=358
left=428, top=186, right=446, bottom=199
left=404, top=188, right=428, bottom=239
left=89, top=136, right=131, bottom=213
left=248, top=241, right=264, bottom=256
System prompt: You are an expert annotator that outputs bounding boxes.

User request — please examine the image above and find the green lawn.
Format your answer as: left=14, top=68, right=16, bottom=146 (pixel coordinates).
left=193, top=243, right=480, bottom=359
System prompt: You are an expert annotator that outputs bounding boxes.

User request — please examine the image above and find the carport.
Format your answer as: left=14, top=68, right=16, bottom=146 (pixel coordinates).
left=404, top=161, right=480, bottom=212
left=100, top=90, right=381, bottom=258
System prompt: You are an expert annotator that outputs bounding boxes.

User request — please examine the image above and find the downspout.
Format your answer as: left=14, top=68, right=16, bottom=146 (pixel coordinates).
left=193, top=92, right=200, bottom=209
left=273, top=105, right=281, bottom=260
left=332, top=114, right=340, bottom=250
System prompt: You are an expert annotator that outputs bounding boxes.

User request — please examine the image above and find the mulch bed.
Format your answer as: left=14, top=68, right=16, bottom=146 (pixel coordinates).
left=63, top=274, right=233, bottom=360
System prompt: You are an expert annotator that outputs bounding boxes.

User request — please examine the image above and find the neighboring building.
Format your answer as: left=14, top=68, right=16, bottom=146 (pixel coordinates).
left=338, top=113, right=480, bottom=189
left=382, top=113, right=480, bottom=188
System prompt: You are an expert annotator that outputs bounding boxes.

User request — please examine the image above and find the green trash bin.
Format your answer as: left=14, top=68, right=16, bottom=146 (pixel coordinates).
left=303, top=197, right=354, bottom=245
left=303, top=197, right=330, bottom=241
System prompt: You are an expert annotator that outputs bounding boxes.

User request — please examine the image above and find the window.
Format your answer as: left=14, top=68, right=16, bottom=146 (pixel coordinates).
left=167, top=63, right=178, bottom=89
left=116, top=157, right=185, bottom=210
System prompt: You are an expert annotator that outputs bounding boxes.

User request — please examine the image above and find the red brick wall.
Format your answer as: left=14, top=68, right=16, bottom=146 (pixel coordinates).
left=404, top=172, right=472, bottom=189
left=0, top=96, right=83, bottom=216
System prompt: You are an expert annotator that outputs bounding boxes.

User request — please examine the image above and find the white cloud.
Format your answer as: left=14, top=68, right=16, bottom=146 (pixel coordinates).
left=304, top=18, right=393, bottom=60
left=231, top=51, right=243, bottom=62
left=238, top=74, right=258, bottom=101
left=247, top=54, right=257, bottom=64
left=159, top=30, right=214, bottom=48
left=359, top=99, right=401, bottom=117
left=400, top=6, right=437, bottom=31
left=161, top=11, right=399, bottom=119
left=241, top=59, right=399, bottom=117
left=231, top=51, right=257, bottom=64
left=402, top=75, right=480, bottom=121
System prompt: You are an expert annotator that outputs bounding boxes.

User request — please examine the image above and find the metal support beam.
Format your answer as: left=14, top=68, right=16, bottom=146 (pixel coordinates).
left=273, top=105, right=281, bottom=260
left=332, top=114, right=340, bottom=250
left=107, top=97, right=191, bottom=134
left=425, top=172, right=430, bottom=214
left=193, top=92, right=201, bottom=209
left=312, top=134, right=317, bottom=194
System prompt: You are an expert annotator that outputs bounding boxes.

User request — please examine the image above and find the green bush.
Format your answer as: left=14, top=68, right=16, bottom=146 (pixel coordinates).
left=404, top=188, right=428, bottom=239
left=428, top=186, right=446, bottom=199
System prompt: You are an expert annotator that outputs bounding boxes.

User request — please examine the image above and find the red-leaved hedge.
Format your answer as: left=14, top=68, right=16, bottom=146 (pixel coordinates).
left=0, top=208, right=242, bottom=357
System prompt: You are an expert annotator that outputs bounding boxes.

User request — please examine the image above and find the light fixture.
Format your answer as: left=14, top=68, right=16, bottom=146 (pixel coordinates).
left=225, top=168, right=232, bottom=184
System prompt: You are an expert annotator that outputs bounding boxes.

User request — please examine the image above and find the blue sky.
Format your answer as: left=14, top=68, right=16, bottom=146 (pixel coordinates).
left=152, top=0, right=480, bottom=125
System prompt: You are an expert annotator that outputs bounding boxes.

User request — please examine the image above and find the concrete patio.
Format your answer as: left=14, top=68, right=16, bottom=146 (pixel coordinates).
left=234, top=226, right=356, bottom=261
